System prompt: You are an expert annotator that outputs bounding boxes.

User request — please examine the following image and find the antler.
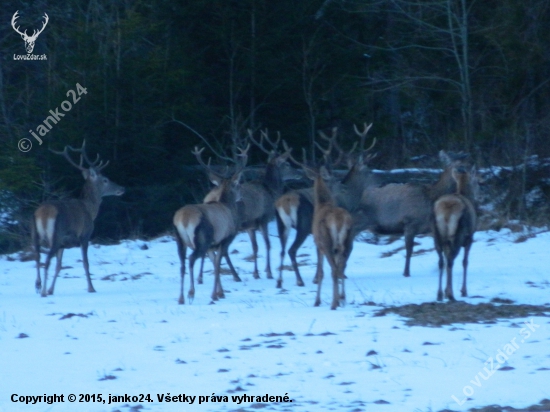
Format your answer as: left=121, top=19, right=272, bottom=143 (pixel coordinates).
left=353, top=122, right=377, bottom=165
left=51, top=140, right=109, bottom=172
left=247, top=129, right=281, bottom=157
left=233, top=143, right=250, bottom=175
left=193, top=144, right=250, bottom=179
left=316, top=127, right=358, bottom=167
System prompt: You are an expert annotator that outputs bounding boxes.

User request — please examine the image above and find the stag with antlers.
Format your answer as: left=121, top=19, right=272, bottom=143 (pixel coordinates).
left=197, top=129, right=296, bottom=284
left=285, top=139, right=355, bottom=309
left=173, top=145, right=249, bottom=304
left=32, top=141, right=125, bottom=297
left=276, top=124, right=376, bottom=289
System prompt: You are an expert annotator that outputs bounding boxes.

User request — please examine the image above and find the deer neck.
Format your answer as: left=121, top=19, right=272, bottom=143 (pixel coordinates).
left=429, top=166, right=456, bottom=201
left=80, top=180, right=103, bottom=220
left=314, top=176, right=335, bottom=207
left=455, top=173, right=475, bottom=202
left=262, top=161, right=283, bottom=196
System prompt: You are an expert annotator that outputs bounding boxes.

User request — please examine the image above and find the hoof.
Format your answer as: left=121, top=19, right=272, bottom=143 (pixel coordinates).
left=233, top=276, right=242, bottom=282
left=178, top=297, right=185, bottom=305
left=276, top=280, right=282, bottom=288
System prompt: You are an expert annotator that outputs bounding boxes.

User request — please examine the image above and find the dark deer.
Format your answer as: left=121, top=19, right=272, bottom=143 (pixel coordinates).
left=198, top=130, right=294, bottom=283
left=291, top=146, right=354, bottom=310
left=353, top=150, right=472, bottom=278
left=173, top=145, right=248, bottom=304
left=276, top=124, right=376, bottom=289
left=32, top=141, right=125, bottom=297
left=433, top=165, right=477, bottom=301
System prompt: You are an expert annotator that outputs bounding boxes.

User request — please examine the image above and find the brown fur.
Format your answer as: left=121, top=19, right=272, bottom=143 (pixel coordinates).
left=354, top=151, right=472, bottom=277
left=173, top=172, right=242, bottom=304
left=33, top=149, right=124, bottom=297
left=433, top=167, right=477, bottom=301
left=310, top=167, right=354, bottom=310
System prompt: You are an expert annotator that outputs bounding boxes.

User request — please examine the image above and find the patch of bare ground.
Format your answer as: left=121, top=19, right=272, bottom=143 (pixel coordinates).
left=375, top=301, right=550, bottom=327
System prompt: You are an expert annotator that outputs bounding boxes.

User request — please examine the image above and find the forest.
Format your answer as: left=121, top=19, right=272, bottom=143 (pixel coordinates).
left=1, top=0, right=549, bottom=252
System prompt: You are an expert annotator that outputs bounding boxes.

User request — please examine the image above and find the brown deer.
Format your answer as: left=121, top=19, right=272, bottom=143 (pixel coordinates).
left=276, top=124, right=376, bottom=289
left=294, top=152, right=354, bottom=310
left=433, top=165, right=477, bottom=301
left=198, top=130, right=294, bottom=284
left=173, top=145, right=248, bottom=304
left=353, top=150, right=472, bottom=277
left=32, top=141, right=125, bottom=297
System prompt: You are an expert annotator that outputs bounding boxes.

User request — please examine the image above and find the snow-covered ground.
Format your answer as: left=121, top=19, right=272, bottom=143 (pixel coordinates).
left=0, top=222, right=549, bottom=412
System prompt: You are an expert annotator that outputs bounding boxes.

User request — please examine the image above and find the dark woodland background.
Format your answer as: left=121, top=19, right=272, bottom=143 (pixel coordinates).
left=1, top=0, right=550, bottom=252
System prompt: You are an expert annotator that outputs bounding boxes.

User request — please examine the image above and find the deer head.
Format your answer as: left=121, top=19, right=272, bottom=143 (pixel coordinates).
left=12, top=11, right=49, bottom=54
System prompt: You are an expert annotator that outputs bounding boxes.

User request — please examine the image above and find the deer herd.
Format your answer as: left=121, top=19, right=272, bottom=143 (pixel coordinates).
left=30, top=125, right=479, bottom=309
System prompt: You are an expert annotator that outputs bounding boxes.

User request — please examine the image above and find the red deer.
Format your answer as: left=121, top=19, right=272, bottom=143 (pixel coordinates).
left=292, top=151, right=354, bottom=310
left=276, top=124, right=376, bottom=289
left=353, top=150, right=472, bottom=277
left=173, top=145, right=248, bottom=304
left=433, top=165, right=477, bottom=301
left=198, top=130, right=295, bottom=284
left=32, top=141, right=125, bottom=297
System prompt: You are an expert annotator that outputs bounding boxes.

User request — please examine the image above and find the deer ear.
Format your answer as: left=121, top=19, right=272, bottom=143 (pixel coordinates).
left=209, top=173, right=222, bottom=186
left=439, top=150, right=451, bottom=165
left=320, top=165, right=331, bottom=181
left=231, top=171, right=242, bottom=185
left=302, top=166, right=316, bottom=181
left=275, top=151, right=290, bottom=165
left=82, top=169, right=97, bottom=180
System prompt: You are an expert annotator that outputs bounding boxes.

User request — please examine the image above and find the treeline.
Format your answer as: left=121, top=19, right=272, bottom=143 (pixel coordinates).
left=1, top=0, right=549, bottom=251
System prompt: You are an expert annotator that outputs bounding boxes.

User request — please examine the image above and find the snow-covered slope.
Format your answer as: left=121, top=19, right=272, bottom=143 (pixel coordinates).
left=1, top=223, right=549, bottom=412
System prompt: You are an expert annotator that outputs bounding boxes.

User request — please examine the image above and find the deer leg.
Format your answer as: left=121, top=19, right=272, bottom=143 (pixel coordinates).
left=248, top=229, right=260, bottom=279
left=47, top=249, right=64, bottom=295
left=259, top=222, right=272, bottom=279
left=313, top=248, right=324, bottom=285
left=197, top=257, right=205, bottom=285
left=176, top=234, right=187, bottom=304
left=288, top=227, right=309, bottom=287
left=33, top=226, right=42, bottom=293
left=222, top=250, right=241, bottom=282
left=41, top=248, right=56, bottom=297
left=461, top=237, right=473, bottom=297
left=434, top=235, right=445, bottom=301
left=324, top=252, right=341, bottom=310
left=276, top=214, right=289, bottom=289
left=437, top=252, right=445, bottom=301
left=189, top=250, right=202, bottom=303
left=403, top=230, right=415, bottom=277
left=445, top=255, right=455, bottom=301
left=81, top=240, right=96, bottom=293
left=211, top=248, right=225, bottom=301
left=314, top=248, right=325, bottom=307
